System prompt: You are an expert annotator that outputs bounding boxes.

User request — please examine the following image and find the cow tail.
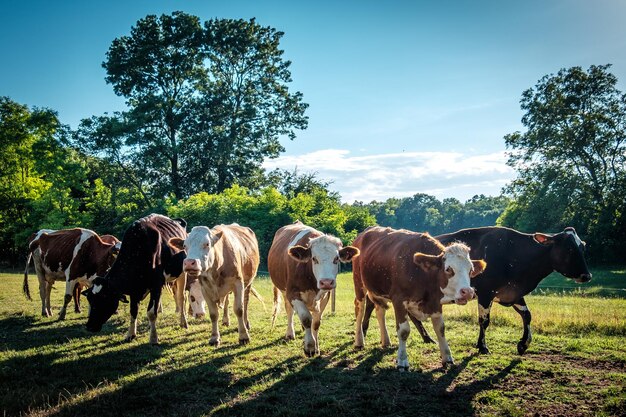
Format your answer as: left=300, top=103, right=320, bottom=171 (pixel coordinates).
left=248, top=285, right=266, bottom=312
left=23, top=251, right=32, bottom=301
left=271, top=285, right=281, bottom=329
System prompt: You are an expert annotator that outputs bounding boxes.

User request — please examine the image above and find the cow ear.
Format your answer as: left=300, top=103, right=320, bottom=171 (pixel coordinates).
left=211, top=230, right=223, bottom=245
left=413, top=252, right=443, bottom=272
left=339, top=246, right=360, bottom=263
left=168, top=237, right=185, bottom=251
left=288, top=245, right=311, bottom=263
left=533, top=233, right=554, bottom=245
left=119, top=295, right=129, bottom=303
left=471, top=259, right=487, bottom=277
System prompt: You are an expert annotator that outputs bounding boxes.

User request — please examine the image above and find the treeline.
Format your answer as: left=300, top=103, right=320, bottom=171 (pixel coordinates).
left=1, top=12, right=625, bottom=267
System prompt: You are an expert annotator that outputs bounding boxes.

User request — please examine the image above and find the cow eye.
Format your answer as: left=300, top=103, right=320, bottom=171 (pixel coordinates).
left=333, top=256, right=339, bottom=264
left=445, top=266, right=453, bottom=275
left=312, top=257, right=319, bottom=264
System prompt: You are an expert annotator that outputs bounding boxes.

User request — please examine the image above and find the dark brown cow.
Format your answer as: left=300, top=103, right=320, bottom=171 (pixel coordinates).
left=268, top=221, right=359, bottom=356
left=23, top=228, right=120, bottom=319
left=352, top=226, right=486, bottom=370
left=84, top=214, right=188, bottom=344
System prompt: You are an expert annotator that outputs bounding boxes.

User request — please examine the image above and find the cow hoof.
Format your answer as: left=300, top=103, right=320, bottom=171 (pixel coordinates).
left=478, top=346, right=490, bottom=355
left=57, top=314, right=66, bottom=321
left=284, top=335, right=295, bottom=341
left=354, top=344, right=364, bottom=350
left=150, top=341, right=160, bottom=346
left=422, top=336, right=436, bottom=344
left=209, top=338, right=221, bottom=347
left=222, top=320, right=230, bottom=327
left=517, top=342, right=529, bottom=355
left=442, top=360, right=455, bottom=369
left=124, top=335, right=137, bottom=343
left=239, top=338, right=250, bottom=345
left=397, top=365, right=410, bottom=372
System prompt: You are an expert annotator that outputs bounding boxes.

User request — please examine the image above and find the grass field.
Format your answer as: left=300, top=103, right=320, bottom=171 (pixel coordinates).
left=1, top=270, right=625, bottom=417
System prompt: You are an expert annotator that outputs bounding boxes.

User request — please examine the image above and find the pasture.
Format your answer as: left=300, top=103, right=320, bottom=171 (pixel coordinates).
left=1, top=270, right=625, bottom=417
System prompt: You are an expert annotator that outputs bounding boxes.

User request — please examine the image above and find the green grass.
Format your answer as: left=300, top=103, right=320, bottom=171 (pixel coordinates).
left=1, top=269, right=625, bottom=417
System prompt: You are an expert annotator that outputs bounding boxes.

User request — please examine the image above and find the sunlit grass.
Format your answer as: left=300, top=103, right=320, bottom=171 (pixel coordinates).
left=1, top=270, right=625, bottom=417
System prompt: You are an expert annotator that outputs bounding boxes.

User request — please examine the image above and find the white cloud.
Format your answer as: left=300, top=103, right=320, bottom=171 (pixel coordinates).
left=264, top=149, right=516, bottom=203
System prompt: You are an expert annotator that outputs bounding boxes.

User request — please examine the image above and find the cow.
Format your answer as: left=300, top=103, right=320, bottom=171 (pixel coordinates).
left=83, top=214, right=189, bottom=345
left=437, top=226, right=592, bottom=355
left=167, top=224, right=260, bottom=346
left=361, top=226, right=592, bottom=355
left=352, top=226, right=486, bottom=370
left=23, top=228, right=121, bottom=319
left=267, top=221, right=360, bottom=357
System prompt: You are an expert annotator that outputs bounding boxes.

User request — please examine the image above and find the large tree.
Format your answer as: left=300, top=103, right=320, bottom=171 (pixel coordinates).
left=76, top=12, right=308, bottom=200
left=500, top=64, right=626, bottom=261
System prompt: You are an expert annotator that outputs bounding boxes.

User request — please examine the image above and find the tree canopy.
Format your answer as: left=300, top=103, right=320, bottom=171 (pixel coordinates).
left=75, top=12, right=308, bottom=200
left=500, top=64, right=626, bottom=261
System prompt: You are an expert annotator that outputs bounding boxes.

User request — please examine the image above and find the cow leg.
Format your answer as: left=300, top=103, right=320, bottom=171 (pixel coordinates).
left=283, top=292, right=295, bottom=340
left=243, top=285, right=251, bottom=331
left=477, top=298, right=493, bottom=354
left=175, top=274, right=188, bottom=329
left=233, top=280, right=250, bottom=345
left=125, top=295, right=140, bottom=342
left=375, top=304, right=392, bottom=348
left=222, top=294, right=230, bottom=327
left=392, top=300, right=410, bottom=371
left=513, top=298, right=533, bottom=355
left=38, top=277, right=50, bottom=317
left=44, top=280, right=54, bottom=317
left=207, top=298, right=221, bottom=347
left=73, top=282, right=82, bottom=313
left=408, top=314, right=436, bottom=344
left=361, top=295, right=375, bottom=339
left=146, top=288, right=162, bottom=345
left=58, top=277, right=78, bottom=320
left=431, top=313, right=454, bottom=367
left=311, top=292, right=331, bottom=354
left=353, top=295, right=366, bottom=349
left=292, top=299, right=315, bottom=357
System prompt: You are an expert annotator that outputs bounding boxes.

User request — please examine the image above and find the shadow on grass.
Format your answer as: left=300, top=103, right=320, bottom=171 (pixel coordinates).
left=208, top=351, right=522, bottom=417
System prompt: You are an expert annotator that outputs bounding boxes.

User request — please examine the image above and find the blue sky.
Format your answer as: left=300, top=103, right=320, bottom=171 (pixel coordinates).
left=2, top=0, right=625, bottom=202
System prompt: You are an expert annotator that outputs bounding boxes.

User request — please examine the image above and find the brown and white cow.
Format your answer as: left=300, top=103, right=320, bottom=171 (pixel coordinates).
left=23, top=228, right=120, bottom=319
left=268, top=221, right=360, bottom=357
left=168, top=224, right=260, bottom=346
left=352, top=226, right=486, bottom=370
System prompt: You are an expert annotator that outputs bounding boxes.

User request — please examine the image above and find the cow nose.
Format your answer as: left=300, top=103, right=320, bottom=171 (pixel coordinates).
left=318, top=279, right=335, bottom=290
left=459, top=287, right=475, bottom=300
left=577, top=273, right=592, bottom=283
left=183, top=259, right=201, bottom=274
left=194, top=313, right=205, bottom=319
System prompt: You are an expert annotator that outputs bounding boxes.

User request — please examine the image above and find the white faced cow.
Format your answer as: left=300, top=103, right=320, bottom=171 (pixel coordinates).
left=168, top=224, right=260, bottom=346
left=352, top=226, right=486, bottom=370
left=267, top=221, right=360, bottom=356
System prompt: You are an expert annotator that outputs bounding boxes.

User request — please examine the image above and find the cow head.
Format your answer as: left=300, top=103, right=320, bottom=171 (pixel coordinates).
left=83, top=276, right=128, bottom=332
left=188, top=278, right=206, bottom=319
left=534, top=227, right=592, bottom=283
left=168, top=226, right=223, bottom=277
left=413, top=242, right=486, bottom=305
left=288, top=235, right=360, bottom=290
